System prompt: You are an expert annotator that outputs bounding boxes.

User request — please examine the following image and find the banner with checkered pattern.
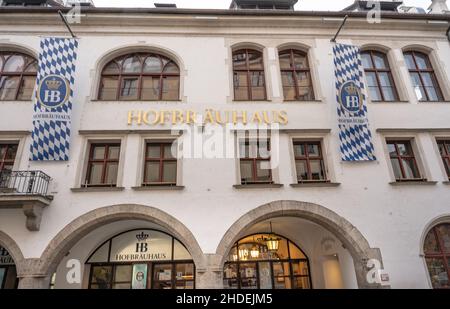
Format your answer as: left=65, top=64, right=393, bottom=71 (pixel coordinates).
left=30, top=37, right=78, bottom=161
left=333, top=43, right=376, bottom=162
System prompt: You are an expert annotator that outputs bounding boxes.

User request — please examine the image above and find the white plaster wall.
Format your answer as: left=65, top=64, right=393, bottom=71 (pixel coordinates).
left=0, top=14, right=449, bottom=289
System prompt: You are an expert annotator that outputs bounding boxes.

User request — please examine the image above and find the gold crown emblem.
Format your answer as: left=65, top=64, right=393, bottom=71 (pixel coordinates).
left=45, top=78, right=62, bottom=90
left=344, top=83, right=359, bottom=95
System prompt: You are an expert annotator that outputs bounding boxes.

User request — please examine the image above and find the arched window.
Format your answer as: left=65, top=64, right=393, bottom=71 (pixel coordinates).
left=223, top=233, right=311, bottom=289
left=86, top=229, right=194, bottom=289
left=361, top=50, right=398, bottom=102
left=232, top=49, right=266, bottom=101
left=98, top=53, right=180, bottom=101
left=424, top=223, right=450, bottom=289
left=279, top=49, right=314, bottom=101
left=403, top=51, right=443, bottom=102
left=0, top=52, right=37, bottom=101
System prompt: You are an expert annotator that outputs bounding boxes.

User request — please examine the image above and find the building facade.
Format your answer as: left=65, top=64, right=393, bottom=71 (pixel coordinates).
left=0, top=1, right=450, bottom=289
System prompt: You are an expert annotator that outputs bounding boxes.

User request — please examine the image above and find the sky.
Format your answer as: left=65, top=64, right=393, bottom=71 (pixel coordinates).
left=92, top=0, right=431, bottom=11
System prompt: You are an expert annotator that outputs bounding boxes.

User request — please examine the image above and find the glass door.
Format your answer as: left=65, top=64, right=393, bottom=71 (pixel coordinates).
left=239, top=263, right=258, bottom=289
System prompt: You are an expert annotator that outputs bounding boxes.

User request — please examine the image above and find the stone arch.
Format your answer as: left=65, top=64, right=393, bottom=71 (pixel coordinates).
left=0, top=42, right=38, bottom=59
left=0, top=230, right=25, bottom=275
left=231, top=42, right=265, bottom=52
left=216, top=200, right=385, bottom=289
left=35, top=205, right=204, bottom=285
left=277, top=42, right=311, bottom=54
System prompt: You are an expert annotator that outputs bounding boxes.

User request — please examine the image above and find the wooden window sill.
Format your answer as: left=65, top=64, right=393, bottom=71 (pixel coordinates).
left=71, top=187, right=125, bottom=192
left=132, top=185, right=185, bottom=191
left=389, top=180, right=437, bottom=186
left=233, top=184, right=283, bottom=189
left=290, top=182, right=340, bottom=188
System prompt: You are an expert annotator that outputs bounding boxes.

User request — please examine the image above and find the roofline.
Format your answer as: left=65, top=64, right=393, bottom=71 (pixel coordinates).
left=0, top=6, right=449, bottom=21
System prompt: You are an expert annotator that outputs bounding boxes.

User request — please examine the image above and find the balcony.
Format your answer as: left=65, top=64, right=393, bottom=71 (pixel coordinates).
left=0, top=170, right=53, bottom=231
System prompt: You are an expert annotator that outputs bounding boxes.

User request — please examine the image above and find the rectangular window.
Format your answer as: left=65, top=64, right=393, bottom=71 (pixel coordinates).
left=293, top=141, right=327, bottom=183
left=239, top=139, right=272, bottom=184
left=437, top=140, right=450, bottom=180
left=0, top=143, right=18, bottom=172
left=143, top=142, right=177, bottom=186
left=85, top=143, right=120, bottom=187
left=387, top=140, right=422, bottom=181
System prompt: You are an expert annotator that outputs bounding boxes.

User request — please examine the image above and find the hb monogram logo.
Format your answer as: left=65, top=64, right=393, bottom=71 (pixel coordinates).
left=135, top=232, right=149, bottom=253
left=37, top=74, right=70, bottom=109
left=338, top=80, right=363, bottom=114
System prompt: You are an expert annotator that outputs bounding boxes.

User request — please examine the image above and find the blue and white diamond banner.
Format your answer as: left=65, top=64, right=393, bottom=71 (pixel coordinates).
left=30, top=37, right=78, bottom=161
left=333, top=43, right=376, bottom=161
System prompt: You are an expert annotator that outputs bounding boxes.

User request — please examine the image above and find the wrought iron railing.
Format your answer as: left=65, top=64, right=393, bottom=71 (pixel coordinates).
left=0, top=170, right=51, bottom=196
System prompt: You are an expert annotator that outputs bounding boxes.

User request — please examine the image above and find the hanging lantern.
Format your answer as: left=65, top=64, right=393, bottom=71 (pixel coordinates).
left=238, top=248, right=248, bottom=260
left=250, top=245, right=260, bottom=258
left=259, top=222, right=281, bottom=252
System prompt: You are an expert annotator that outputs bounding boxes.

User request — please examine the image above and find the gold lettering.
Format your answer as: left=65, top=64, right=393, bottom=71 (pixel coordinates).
left=262, top=111, right=271, bottom=124
left=204, top=109, right=215, bottom=124
left=128, top=111, right=142, bottom=125
left=186, top=110, right=197, bottom=124
left=277, top=110, right=288, bottom=125
left=172, top=110, right=184, bottom=125
left=251, top=112, right=263, bottom=124
left=232, top=110, right=247, bottom=125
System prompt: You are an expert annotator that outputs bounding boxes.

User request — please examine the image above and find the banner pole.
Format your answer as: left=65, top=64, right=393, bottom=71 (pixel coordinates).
left=330, top=15, right=349, bottom=43
left=58, top=10, right=77, bottom=39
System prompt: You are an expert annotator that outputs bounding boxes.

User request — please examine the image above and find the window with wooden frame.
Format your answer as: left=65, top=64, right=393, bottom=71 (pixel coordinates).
left=437, top=140, right=450, bottom=180
left=85, top=143, right=121, bottom=187
left=293, top=141, right=327, bottom=183
left=279, top=49, right=315, bottom=101
left=424, top=223, right=450, bottom=289
left=98, top=53, right=180, bottom=101
left=403, top=51, right=443, bottom=102
left=0, top=143, right=18, bottom=172
left=0, top=52, right=37, bottom=101
left=143, top=142, right=177, bottom=186
left=233, top=49, right=266, bottom=101
left=239, top=139, right=272, bottom=184
left=387, top=140, right=422, bottom=181
left=361, top=50, right=398, bottom=102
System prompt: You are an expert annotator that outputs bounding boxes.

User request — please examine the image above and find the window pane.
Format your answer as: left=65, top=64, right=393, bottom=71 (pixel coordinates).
left=233, top=51, right=247, bottom=70
left=426, top=258, right=449, bottom=289
left=99, top=77, right=119, bottom=100
left=437, top=224, right=450, bottom=253
left=143, top=56, right=162, bottom=73
left=163, top=62, right=179, bottom=74
left=91, top=266, right=112, bottom=288
left=296, top=72, right=313, bottom=100
left=307, top=144, right=320, bottom=157
left=161, top=76, right=179, bottom=101
left=17, top=76, right=36, bottom=100
left=114, top=265, right=132, bottom=282
left=361, top=53, right=373, bottom=69
left=147, top=145, right=161, bottom=158
left=273, top=262, right=290, bottom=276
left=296, top=160, right=308, bottom=181
left=293, top=144, right=306, bottom=157
left=390, top=159, right=403, bottom=179
left=410, top=73, right=427, bottom=101
left=234, top=72, right=249, bottom=100
left=108, top=146, right=120, bottom=160
left=5, top=144, right=18, bottom=160
left=163, top=144, right=175, bottom=159
left=293, top=53, right=308, bottom=70
left=387, top=143, right=397, bottom=157
left=437, top=142, right=446, bottom=155
left=92, top=146, right=105, bottom=160
left=175, top=263, right=194, bottom=281
left=122, top=55, right=141, bottom=73
left=0, top=145, right=6, bottom=159
left=248, top=51, right=263, bottom=70
left=373, top=53, right=388, bottom=69
left=120, top=78, right=139, bottom=100
left=240, top=160, right=253, bottom=183
left=414, top=53, right=429, bottom=70
left=289, top=243, right=306, bottom=259
left=239, top=263, right=258, bottom=289
left=397, top=142, right=412, bottom=156
left=105, top=163, right=118, bottom=184
left=444, top=158, right=450, bottom=177
left=424, top=230, right=439, bottom=253
left=293, top=276, right=310, bottom=289
left=144, top=162, right=160, bottom=183
left=365, top=72, right=378, bottom=87
left=0, top=76, right=19, bottom=100
left=368, top=87, right=382, bottom=101
left=3, top=55, right=25, bottom=72
left=310, top=160, right=326, bottom=180
left=25, top=61, right=38, bottom=73
left=250, top=71, right=265, bottom=100
left=281, top=72, right=296, bottom=101
left=256, top=161, right=271, bottom=182
left=401, top=158, right=420, bottom=179
left=291, top=261, right=309, bottom=276
left=88, top=163, right=103, bottom=185
left=102, top=62, right=120, bottom=74
left=162, top=161, right=177, bottom=183
left=273, top=276, right=292, bottom=289
left=404, top=53, right=416, bottom=70
left=381, top=87, right=396, bottom=102
left=141, top=77, right=160, bottom=100
left=279, top=52, right=291, bottom=70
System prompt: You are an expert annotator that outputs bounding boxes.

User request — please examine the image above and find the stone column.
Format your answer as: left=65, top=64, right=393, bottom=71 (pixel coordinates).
left=17, top=258, right=50, bottom=289
left=195, top=254, right=224, bottom=289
